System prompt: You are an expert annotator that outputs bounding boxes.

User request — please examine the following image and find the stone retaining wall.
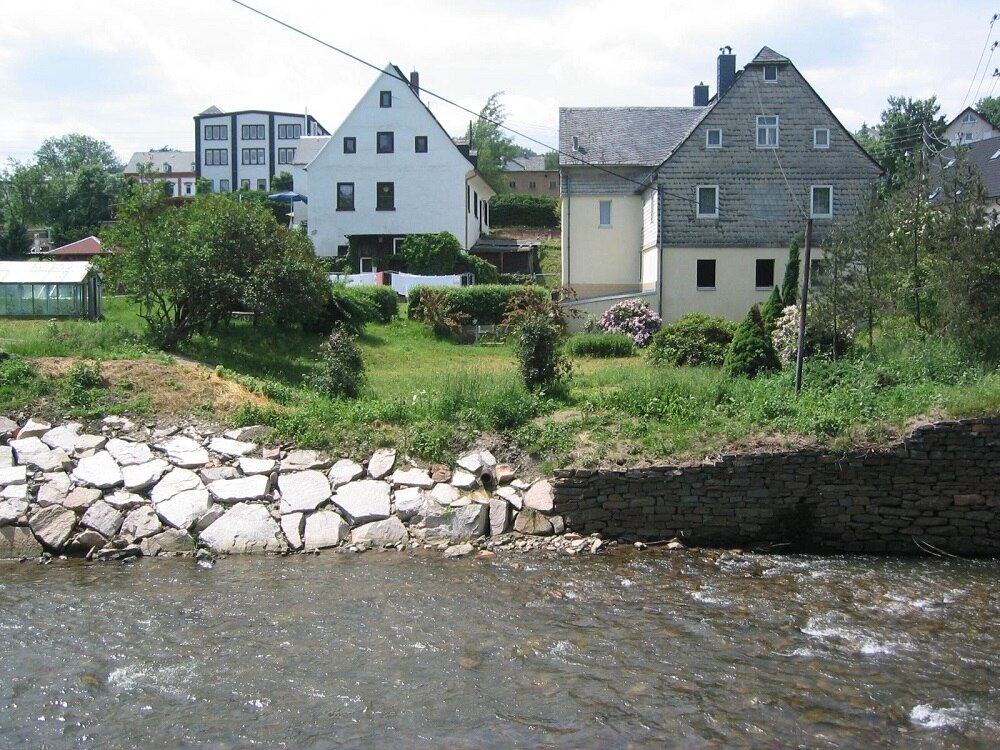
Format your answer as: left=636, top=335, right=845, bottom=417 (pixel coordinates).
left=553, top=418, right=1000, bottom=556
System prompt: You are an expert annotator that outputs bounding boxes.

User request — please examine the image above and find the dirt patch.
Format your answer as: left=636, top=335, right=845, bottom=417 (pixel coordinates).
left=32, top=357, right=270, bottom=419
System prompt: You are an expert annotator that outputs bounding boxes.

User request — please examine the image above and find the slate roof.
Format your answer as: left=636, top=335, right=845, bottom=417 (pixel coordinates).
left=504, top=156, right=549, bottom=172
left=749, top=46, right=790, bottom=65
left=292, top=136, right=331, bottom=167
left=124, top=150, right=196, bottom=175
left=559, top=107, right=710, bottom=166
left=0, top=261, right=96, bottom=284
left=931, top=139, right=1000, bottom=199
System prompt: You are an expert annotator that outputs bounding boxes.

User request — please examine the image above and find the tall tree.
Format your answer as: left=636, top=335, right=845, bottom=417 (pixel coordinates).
left=34, top=133, right=123, bottom=175
left=974, top=95, right=1000, bottom=128
left=470, top=92, right=519, bottom=194
left=861, top=96, right=947, bottom=188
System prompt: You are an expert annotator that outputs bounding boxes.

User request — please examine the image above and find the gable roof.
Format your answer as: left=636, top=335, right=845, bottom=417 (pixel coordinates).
left=504, top=156, right=549, bottom=172
left=124, top=150, right=196, bottom=175
left=945, top=106, right=1000, bottom=132
left=292, top=136, right=331, bottom=167
left=932, top=139, right=1000, bottom=199
left=750, top=46, right=790, bottom=65
left=48, top=236, right=106, bottom=258
left=559, top=107, right=710, bottom=166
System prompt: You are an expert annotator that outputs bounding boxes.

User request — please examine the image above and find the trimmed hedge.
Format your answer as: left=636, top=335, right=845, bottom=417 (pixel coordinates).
left=407, top=284, right=550, bottom=326
left=489, top=193, right=559, bottom=228
left=566, top=332, right=635, bottom=358
left=345, top=285, right=398, bottom=324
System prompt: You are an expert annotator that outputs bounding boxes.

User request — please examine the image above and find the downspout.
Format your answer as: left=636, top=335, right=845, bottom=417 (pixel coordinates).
left=564, top=172, right=571, bottom=287
left=656, top=179, right=664, bottom=319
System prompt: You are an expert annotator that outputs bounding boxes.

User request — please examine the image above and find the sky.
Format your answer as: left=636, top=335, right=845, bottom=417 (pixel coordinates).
left=3, top=0, right=1000, bottom=166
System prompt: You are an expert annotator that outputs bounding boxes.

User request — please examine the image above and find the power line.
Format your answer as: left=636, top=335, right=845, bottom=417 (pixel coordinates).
left=961, top=13, right=998, bottom=110
left=973, top=41, right=1000, bottom=105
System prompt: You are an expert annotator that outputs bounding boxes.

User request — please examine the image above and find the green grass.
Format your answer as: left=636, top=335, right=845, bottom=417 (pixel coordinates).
left=1, top=295, right=998, bottom=468
left=537, top=240, right=561, bottom=288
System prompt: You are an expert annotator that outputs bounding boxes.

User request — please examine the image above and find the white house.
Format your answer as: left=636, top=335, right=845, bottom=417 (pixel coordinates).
left=194, top=106, right=329, bottom=194
left=944, top=107, right=998, bottom=146
left=301, top=64, right=494, bottom=266
left=288, top=136, right=331, bottom=229
left=124, top=150, right=197, bottom=197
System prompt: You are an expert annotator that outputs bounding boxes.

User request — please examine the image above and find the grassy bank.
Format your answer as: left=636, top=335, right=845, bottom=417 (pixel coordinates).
left=0, top=296, right=997, bottom=471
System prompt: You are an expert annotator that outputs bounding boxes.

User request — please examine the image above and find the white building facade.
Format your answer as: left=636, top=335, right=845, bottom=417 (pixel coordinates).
left=124, top=150, right=197, bottom=197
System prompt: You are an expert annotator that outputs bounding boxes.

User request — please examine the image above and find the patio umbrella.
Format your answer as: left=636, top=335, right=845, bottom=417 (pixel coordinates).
left=266, top=191, right=308, bottom=227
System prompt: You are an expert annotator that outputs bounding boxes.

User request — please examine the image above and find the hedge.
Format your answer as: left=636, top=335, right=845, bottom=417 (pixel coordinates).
left=407, top=284, right=550, bottom=326
left=488, top=193, right=559, bottom=228
left=344, top=285, right=399, bottom=324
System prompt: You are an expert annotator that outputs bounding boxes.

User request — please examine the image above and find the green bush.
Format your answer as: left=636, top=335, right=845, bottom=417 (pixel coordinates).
left=61, top=359, right=105, bottom=410
left=345, top=285, right=398, bottom=324
left=567, top=332, right=634, bottom=358
left=307, top=324, right=366, bottom=398
left=760, top=286, right=783, bottom=332
left=512, top=314, right=571, bottom=391
left=0, top=355, right=47, bottom=408
left=407, top=284, right=549, bottom=326
left=498, top=273, right=536, bottom=285
left=304, top=284, right=370, bottom=336
left=456, top=253, right=500, bottom=284
left=649, top=313, right=736, bottom=367
left=723, top=305, right=781, bottom=379
left=400, top=232, right=462, bottom=275
left=489, top=193, right=559, bottom=228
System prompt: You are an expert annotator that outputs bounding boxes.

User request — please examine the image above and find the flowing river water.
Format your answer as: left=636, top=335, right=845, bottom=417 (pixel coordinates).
left=1, top=550, right=998, bottom=749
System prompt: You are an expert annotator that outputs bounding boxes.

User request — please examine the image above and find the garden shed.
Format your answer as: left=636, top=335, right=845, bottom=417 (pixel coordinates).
left=0, top=261, right=103, bottom=320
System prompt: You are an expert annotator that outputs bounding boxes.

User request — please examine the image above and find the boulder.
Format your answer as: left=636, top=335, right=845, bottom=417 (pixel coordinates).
left=0, top=525, right=43, bottom=558
left=199, top=502, right=287, bottom=554
left=103, top=490, right=146, bottom=511
left=0, top=445, right=12, bottom=468
left=448, top=503, right=489, bottom=543
left=105, top=438, right=154, bottom=467
left=351, top=517, right=408, bottom=548
left=328, top=459, right=364, bottom=488
left=62, top=487, right=102, bottom=513
left=444, top=542, right=475, bottom=559
left=277, top=470, right=330, bottom=514
left=0, top=465, right=28, bottom=488
left=495, top=485, right=521, bottom=509
left=0, top=417, right=19, bottom=443
left=141, top=529, right=196, bottom=556
left=456, top=452, right=487, bottom=476
left=41, top=423, right=82, bottom=453
left=280, top=512, right=304, bottom=550
left=11, top=439, right=71, bottom=472
left=303, top=509, right=350, bottom=549
left=489, top=497, right=511, bottom=536
left=194, top=505, right=225, bottom=533
left=430, top=483, right=461, bottom=507
left=522, top=480, right=554, bottom=513
left=0, top=484, right=28, bottom=501
left=0, top=498, right=29, bottom=526
left=121, top=505, right=164, bottom=541
left=208, top=475, right=271, bottom=505
left=208, top=437, right=256, bottom=458
left=391, top=467, right=434, bottom=489
left=18, top=417, right=51, bottom=439
left=367, top=448, right=396, bottom=479
left=70, top=529, right=108, bottom=552
left=224, top=425, right=273, bottom=442
left=155, top=489, right=212, bottom=530
left=72, top=451, right=123, bottom=489
left=10, top=436, right=48, bottom=462
left=514, top=508, right=554, bottom=536
left=80, top=500, right=124, bottom=538
left=393, top=487, right=425, bottom=521
left=332, top=479, right=391, bottom=524
left=450, top=470, right=480, bottom=491
left=122, top=458, right=170, bottom=492
left=155, top=435, right=209, bottom=469
left=73, top=434, right=108, bottom=457
left=29, top=505, right=77, bottom=549
left=280, top=449, right=329, bottom=472
left=494, top=464, right=517, bottom=485
left=150, top=468, right=204, bottom=504
left=238, top=457, right=276, bottom=476
left=199, top=465, right=240, bottom=483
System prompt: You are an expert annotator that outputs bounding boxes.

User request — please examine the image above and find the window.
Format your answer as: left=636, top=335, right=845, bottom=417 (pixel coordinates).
left=241, top=124, right=265, bottom=140
left=219, top=179, right=230, bottom=193
left=474, top=190, right=479, bottom=218
left=256, top=179, right=267, bottom=191
left=508, top=181, right=517, bottom=189
left=204, top=124, right=228, bottom=140
left=414, top=135, right=428, bottom=153
left=755, top=259, right=775, bottom=289
left=343, top=137, right=356, bottom=154
left=376, top=182, right=394, bottom=211
left=241, top=148, right=265, bottom=165
left=572, top=136, right=579, bottom=151
left=336, top=245, right=349, bottom=257
left=528, top=181, right=536, bottom=189
left=549, top=180, right=558, bottom=190
left=337, top=182, right=355, bottom=211
left=185, top=183, right=194, bottom=195
left=706, top=129, right=722, bottom=148
left=277, top=123, right=302, bottom=139
left=392, top=237, right=405, bottom=255
left=599, top=200, right=612, bottom=227
left=814, top=128, right=830, bottom=149
left=277, top=147, right=296, bottom=164
left=696, top=185, right=719, bottom=218
left=204, top=148, right=228, bottom=166
left=377, top=131, right=394, bottom=153
left=165, top=182, right=175, bottom=197
left=757, top=116, right=779, bottom=148
left=763, top=65, right=778, bottom=81
left=696, top=259, right=716, bottom=289
left=240, top=179, right=250, bottom=190
left=811, top=186, right=833, bottom=218
left=380, top=90, right=392, bottom=108
left=963, top=112, right=978, bottom=123
left=360, top=257, right=375, bottom=272
left=163, top=163, right=172, bottom=173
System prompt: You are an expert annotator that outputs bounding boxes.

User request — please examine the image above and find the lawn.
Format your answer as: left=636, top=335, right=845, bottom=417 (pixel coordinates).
left=0, top=295, right=997, bottom=472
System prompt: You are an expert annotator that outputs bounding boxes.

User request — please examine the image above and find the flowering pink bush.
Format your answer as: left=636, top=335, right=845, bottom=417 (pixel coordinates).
left=598, top=299, right=662, bottom=347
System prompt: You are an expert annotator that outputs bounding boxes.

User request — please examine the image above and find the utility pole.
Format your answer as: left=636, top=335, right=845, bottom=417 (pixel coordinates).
left=794, top=218, right=813, bottom=395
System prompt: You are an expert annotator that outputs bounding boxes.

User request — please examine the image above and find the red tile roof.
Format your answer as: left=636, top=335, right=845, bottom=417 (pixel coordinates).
left=49, top=236, right=107, bottom=257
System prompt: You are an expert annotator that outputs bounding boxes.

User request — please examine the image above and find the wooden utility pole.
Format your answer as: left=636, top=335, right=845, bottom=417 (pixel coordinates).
left=794, top=218, right=813, bottom=395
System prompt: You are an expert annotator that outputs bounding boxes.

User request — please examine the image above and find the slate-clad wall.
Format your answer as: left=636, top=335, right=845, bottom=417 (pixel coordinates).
left=553, top=418, right=1000, bottom=556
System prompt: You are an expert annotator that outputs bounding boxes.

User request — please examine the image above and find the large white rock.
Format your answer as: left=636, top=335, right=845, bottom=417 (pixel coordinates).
left=11, top=438, right=71, bottom=472
left=41, top=423, right=82, bottom=453
left=328, top=459, right=364, bottom=488
left=62, top=487, right=102, bottom=512
left=140, top=528, right=196, bottom=556
left=332, top=480, right=391, bottom=524
left=155, top=435, right=209, bottom=468
left=0, top=525, right=43, bottom=558
left=199, top=502, right=287, bottom=554
left=0, top=445, right=13, bottom=468
left=393, top=487, right=425, bottom=521
left=29, top=505, right=77, bottom=549
left=277, top=470, right=331, bottom=514
left=122, top=458, right=170, bottom=492
left=103, top=490, right=146, bottom=511
left=303, top=509, right=350, bottom=549
left=351, top=517, right=408, bottom=548
left=81, top=500, right=124, bottom=538
left=495, top=485, right=522, bottom=509
left=10, top=436, right=48, bottom=461
left=106, top=438, right=154, bottom=467
left=430, top=483, right=461, bottom=507
left=390, top=467, right=434, bottom=489
left=72, top=451, right=123, bottom=489
left=522, top=480, right=554, bottom=513
left=280, top=449, right=329, bottom=472
left=0, top=498, right=29, bottom=526
left=280, top=512, right=304, bottom=550
left=450, top=470, right=479, bottom=490
left=239, top=456, right=276, bottom=476
left=489, top=497, right=511, bottom=536
left=448, top=503, right=489, bottom=543
left=155, top=489, right=212, bottom=530
left=208, top=475, right=271, bottom=504
left=121, top=505, right=164, bottom=540
left=73, top=434, right=108, bottom=457
left=367, top=448, right=396, bottom=479
left=209, top=437, right=256, bottom=458
left=1, top=484, right=28, bottom=501
left=18, top=418, right=51, bottom=439
left=151, top=468, right=204, bottom=505
left=200, top=466, right=239, bottom=484
left=0, top=465, right=27, bottom=487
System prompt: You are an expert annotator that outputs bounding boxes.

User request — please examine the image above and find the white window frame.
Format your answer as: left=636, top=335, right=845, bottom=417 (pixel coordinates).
left=696, top=185, right=719, bottom=218
left=813, top=128, right=830, bottom=149
left=763, top=65, right=778, bottom=82
left=811, top=185, right=833, bottom=218
left=706, top=129, right=723, bottom=148
left=360, top=257, right=375, bottom=273
left=599, top=200, right=612, bottom=227
left=392, top=237, right=405, bottom=255
left=963, top=112, right=977, bottom=124
left=757, top=116, right=779, bottom=148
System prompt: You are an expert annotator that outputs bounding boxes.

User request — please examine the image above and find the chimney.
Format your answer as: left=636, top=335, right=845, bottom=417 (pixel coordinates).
left=409, top=70, right=420, bottom=96
left=717, top=46, right=736, bottom=99
left=693, top=82, right=709, bottom=107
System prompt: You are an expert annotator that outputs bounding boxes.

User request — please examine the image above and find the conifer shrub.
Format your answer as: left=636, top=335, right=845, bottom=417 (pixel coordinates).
left=760, top=285, right=784, bottom=332
left=512, top=314, right=571, bottom=391
left=308, top=323, right=366, bottom=398
left=648, top=313, right=736, bottom=367
left=566, top=332, right=635, bottom=358
left=723, top=305, right=782, bottom=379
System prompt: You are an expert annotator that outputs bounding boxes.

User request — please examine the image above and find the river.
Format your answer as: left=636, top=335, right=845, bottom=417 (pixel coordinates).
left=1, top=550, right=997, bottom=749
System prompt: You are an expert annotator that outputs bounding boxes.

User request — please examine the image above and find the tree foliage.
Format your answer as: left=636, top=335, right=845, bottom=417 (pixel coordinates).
left=489, top=193, right=559, bottom=228
left=857, top=96, right=946, bottom=188
left=781, top=233, right=802, bottom=307
left=974, top=96, right=1000, bottom=129
left=723, top=305, right=781, bottom=379
left=400, top=231, right=463, bottom=275
left=470, top=92, right=519, bottom=194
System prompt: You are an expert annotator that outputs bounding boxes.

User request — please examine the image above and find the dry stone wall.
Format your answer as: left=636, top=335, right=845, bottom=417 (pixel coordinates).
left=553, top=418, right=1000, bottom=557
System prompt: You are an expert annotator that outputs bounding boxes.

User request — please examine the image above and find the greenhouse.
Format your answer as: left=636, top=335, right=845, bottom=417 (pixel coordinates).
left=0, top=261, right=103, bottom=320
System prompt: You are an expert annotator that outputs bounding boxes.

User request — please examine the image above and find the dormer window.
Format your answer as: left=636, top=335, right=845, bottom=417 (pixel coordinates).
left=763, top=65, right=778, bottom=82
left=162, top=163, right=172, bottom=173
